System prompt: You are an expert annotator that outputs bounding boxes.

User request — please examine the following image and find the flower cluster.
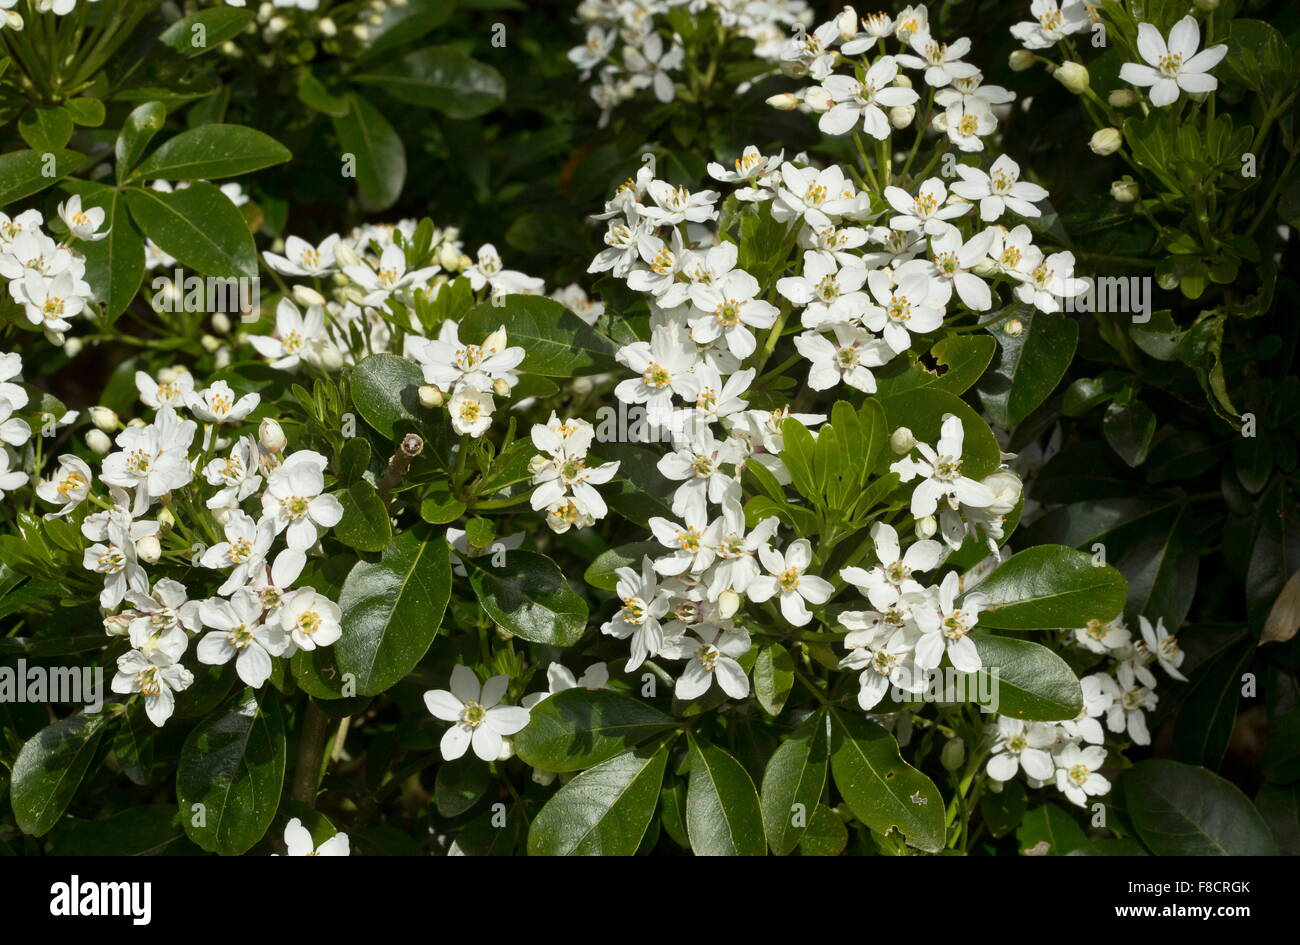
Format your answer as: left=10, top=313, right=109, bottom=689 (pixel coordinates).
left=1, top=200, right=106, bottom=345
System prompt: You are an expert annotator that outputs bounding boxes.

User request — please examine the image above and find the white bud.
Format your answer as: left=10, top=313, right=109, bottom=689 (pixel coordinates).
left=914, top=515, right=937, bottom=539
left=492, top=377, right=511, bottom=397
left=63, top=336, right=83, bottom=358
left=318, top=342, right=344, bottom=371
left=890, top=426, right=916, bottom=455
left=292, top=285, right=326, bottom=308
left=889, top=104, right=915, bottom=129
left=127, top=418, right=147, bottom=429
left=86, top=429, right=112, bottom=456
left=804, top=86, right=833, bottom=113
left=766, top=92, right=800, bottom=111
left=1111, top=178, right=1139, bottom=203
left=892, top=74, right=913, bottom=89
left=418, top=385, right=444, bottom=408
left=717, top=589, right=741, bottom=619
left=259, top=417, right=287, bottom=452
left=317, top=16, right=338, bottom=37
left=483, top=326, right=508, bottom=352
left=438, top=242, right=462, bottom=271
left=3, top=10, right=23, bottom=31
left=158, top=508, right=176, bottom=531
left=1089, top=127, right=1122, bottom=156
left=89, top=406, right=119, bottom=432
left=1008, top=49, right=1035, bottom=72
left=531, top=767, right=557, bottom=787
left=1108, top=89, right=1137, bottom=108
left=211, top=312, right=232, bottom=335
left=333, top=242, right=362, bottom=269
left=495, top=737, right=515, bottom=762
left=200, top=334, right=221, bottom=353
left=104, top=612, right=133, bottom=637
left=1053, top=62, right=1090, bottom=94
left=136, top=535, right=161, bottom=565
left=835, top=6, right=859, bottom=40
left=571, top=376, right=594, bottom=397
left=214, top=347, right=232, bottom=370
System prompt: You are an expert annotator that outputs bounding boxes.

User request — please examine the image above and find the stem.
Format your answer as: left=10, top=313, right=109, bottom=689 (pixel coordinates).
left=291, top=698, right=332, bottom=808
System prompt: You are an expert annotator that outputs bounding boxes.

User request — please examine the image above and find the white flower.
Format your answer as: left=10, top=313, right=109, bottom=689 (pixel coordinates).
left=910, top=227, right=995, bottom=311
left=602, top=557, right=671, bottom=670
left=951, top=155, right=1048, bottom=222
left=678, top=363, right=752, bottom=426
left=187, top=379, right=260, bottom=424
left=250, top=299, right=326, bottom=372
left=529, top=445, right=618, bottom=521
left=281, top=817, right=350, bottom=856
left=840, top=522, right=943, bottom=610
left=201, top=510, right=277, bottom=595
left=135, top=368, right=195, bottom=409
left=343, top=243, right=438, bottom=306
left=707, top=146, right=783, bottom=200
left=465, top=243, right=544, bottom=297
left=687, top=269, right=778, bottom=359
left=1073, top=615, right=1131, bottom=655
left=521, top=662, right=610, bottom=710
left=657, top=426, right=744, bottom=521
left=204, top=436, right=265, bottom=510
left=423, top=665, right=530, bottom=762
left=197, top=587, right=289, bottom=689
left=941, top=97, right=997, bottom=152
left=748, top=539, right=833, bottom=626
left=913, top=571, right=986, bottom=672
left=773, top=163, right=862, bottom=223
left=614, top=323, right=701, bottom=426
left=896, top=31, right=980, bottom=87
left=263, top=234, right=340, bottom=277
left=448, top=388, right=495, bottom=438
left=1119, top=16, right=1227, bottom=108
left=588, top=210, right=645, bottom=278
left=705, top=504, right=779, bottom=599
left=100, top=406, right=197, bottom=509
left=261, top=450, right=343, bottom=553
left=661, top=626, right=751, bottom=700
left=641, top=180, right=719, bottom=227
left=569, top=25, right=615, bottom=72
left=986, top=717, right=1056, bottom=781
left=125, top=577, right=201, bottom=661
left=777, top=250, right=870, bottom=330
left=1106, top=661, right=1156, bottom=745
left=1010, top=0, right=1091, bottom=50
left=1053, top=743, right=1110, bottom=806
left=14, top=269, right=85, bottom=332
left=412, top=321, right=526, bottom=395
left=819, top=57, right=919, bottom=139
left=839, top=625, right=924, bottom=710
left=884, top=177, right=968, bottom=236
left=1014, top=248, right=1088, bottom=313
left=648, top=506, right=719, bottom=576
left=0, top=350, right=27, bottom=412
left=862, top=268, right=946, bottom=354
left=111, top=648, right=193, bottom=727
left=36, top=453, right=92, bottom=516
left=56, top=194, right=109, bottom=241
left=1139, top=614, right=1187, bottom=681
left=891, top=415, right=997, bottom=516
left=83, top=521, right=149, bottom=609
left=279, top=587, right=342, bottom=651
left=627, top=229, right=690, bottom=306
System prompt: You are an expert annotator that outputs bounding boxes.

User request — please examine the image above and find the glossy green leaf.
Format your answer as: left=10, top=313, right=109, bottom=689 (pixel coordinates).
left=332, top=92, right=406, bottom=210
left=973, top=545, right=1127, bottom=629
left=159, top=8, right=254, bottom=58
left=459, top=296, right=619, bottom=376
left=355, top=46, right=506, bottom=119
left=334, top=480, right=392, bottom=552
left=1122, top=759, right=1276, bottom=855
left=11, top=710, right=109, bottom=836
left=349, top=352, right=427, bottom=441
left=962, top=635, right=1083, bottom=721
left=1015, top=803, right=1086, bottom=855
left=753, top=642, right=794, bottom=716
left=116, top=103, right=167, bottom=181
left=514, top=688, right=675, bottom=772
left=125, top=182, right=256, bottom=278
left=977, top=309, right=1078, bottom=429
left=0, top=148, right=82, bottom=205
left=18, top=106, right=72, bottom=152
left=60, top=180, right=145, bottom=320
left=132, top=125, right=291, bottom=181
left=176, top=689, right=285, bottom=856
left=760, top=712, right=828, bottom=855
left=686, top=734, right=766, bottom=856
left=464, top=550, right=587, bottom=647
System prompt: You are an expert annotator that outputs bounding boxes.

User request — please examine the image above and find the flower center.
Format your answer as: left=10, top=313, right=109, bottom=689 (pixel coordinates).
left=777, top=567, right=801, bottom=593
left=642, top=362, right=670, bottom=388
left=621, top=596, right=646, bottom=625
left=459, top=700, right=486, bottom=727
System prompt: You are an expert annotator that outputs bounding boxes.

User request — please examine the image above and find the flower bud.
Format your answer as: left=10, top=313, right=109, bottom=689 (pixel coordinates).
left=418, top=385, right=444, bottom=408
left=528, top=454, right=549, bottom=476
left=571, top=376, right=594, bottom=397
left=127, top=418, right=147, bottom=429
left=717, top=589, right=741, bottom=620
left=259, top=417, right=287, bottom=452
left=318, top=16, right=338, bottom=37
left=1089, top=127, right=1122, bottom=156
left=333, top=242, right=362, bottom=269
left=531, top=768, right=557, bottom=787
left=292, top=285, right=326, bottom=308
left=1110, top=178, right=1139, bottom=203
left=86, top=429, right=112, bottom=456
left=892, top=74, right=913, bottom=89
left=890, top=426, right=916, bottom=455
left=89, top=406, right=119, bottom=432
left=136, top=535, right=161, bottom=564
left=1003, top=317, right=1025, bottom=337
left=158, top=508, right=176, bottom=531
left=3, top=10, right=24, bottom=31
left=836, top=6, right=858, bottom=40
left=915, top=515, right=937, bottom=539
left=438, top=242, right=462, bottom=271
left=889, top=104, right=915, bottom=129
left=1108, top=89, right=1137, bottom=108
left=483, top=327, right=508, bottom=353
left=1053, top=61, right=1090, bottom=94
left=201, top=334, right=221, bottom=353
left=492, top=377, right=511, bottom=397
left=1008, top=49, right=1035, bottom=72
left=766, top=92, right=800, bottom=111
left=211, top=312, right=232, bottom=335
left=104, top=612, right=134, bottom=637
left=495, top=737, right=515, bottom=762
left=214, top=347, right=232, bottom=370
left=63, top=336, right=83, bottom=358
left=941, top=737, right=966, bottom=772
left=804, top=86, right=833, bottom=113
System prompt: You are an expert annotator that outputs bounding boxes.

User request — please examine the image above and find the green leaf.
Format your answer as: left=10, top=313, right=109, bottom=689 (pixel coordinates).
left=584, top=541, right=660, bottom=591
left=685, top=734, right=766, bottom=856
left=979, top=779, right=1027, bottom=838
left=176, top=688, right=286, bottom=856
left=828, top=708, right=944, bottom=853
left=111, top=703, right=155, bottom=786
left=973, top=545, right=1127, bottom=629
left=1254, top=783, right=1300, bottom=856
left=760, top=712, right=828, bottom=855
left=434, top=760, right=490, bottom=818
left=880, top=387, right=1001, bottom=481
left=159, top=8, right=254, bottom=58
left=753, top=642, right=794, bottom=716
left=1219, top=20, right=1290, bottom=92
left=1015, top=803, right=1086, bottom=855
left=962, top=635, right=1084, bottom=721
left=10, top=710, right=109, bottom=836
left=0, top=148, right=83, bottom=205
left=359, top=0, right=457, bottom=62
left=528, top=738, right=673, bottom=855
left=332, top=92, right=406, bottom=210
left=459, top=296, right=620, bottom=376
left=349, top=352, right=426, bottom=441
left=1171, top=638, right=1252, bottom=769
left=464, top=550, right=587, bottom=647
left=116, top=102, right=167, bottom=181
left=798, top=804, right=849, bottom=856
left=514, top=688, right=675, bottom=772
left=132, top=124, right=291, bottom=181
left=64, top=98, right=105, bottom=128
left=60, top=180, right=145, bottom=320
left=877, top=334, right=997, bottom=398
left=334, top=480, right=393, bottom=552
left=977, top=309, right=1078, bottom=429
left=297, top=69, right=350, bottom=118
left=18, top=106, right=72, bottom=152
left=334, top=527, right=451, bottom=695
left=1122, top=760, right=1277, bottom=855
left=354, top=46, right=506, bottom=119
left=125, top=182, right=256, bottom=278
left=1102, top=401, right=1156, bottom=467
left=49, top=806, right=197, bottom=856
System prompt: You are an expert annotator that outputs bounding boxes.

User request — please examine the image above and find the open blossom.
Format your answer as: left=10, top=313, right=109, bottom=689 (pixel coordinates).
left=187, top=380, right=260, bottom=424
left=892, top=415, right=997, bottom=517
left=528, top=428, right=618, bottom=524
left=125, top=578, right=200, bottom=659
left=1054, top=743, right=1110, bottom=807
left=840, top=522, right=942, bottom=610
left=57, top=194, right=110, bottom=241
left=687, top=269, right=778, bottom=359
left=37, top=454, right=92, bottom=516
left=773, top=163, right=863, bottom=223
left=614, top=324, right=700, bottom=426
left=281, top=818, right=350, bottom=857
left=84, top=520, right=149, bottom=609
left=748, top=539, right=833, bottom=626
left=197, top=587, right=289, bottom=689
left=201, top=509, right=276, bottom=595
left=423, top=665, right=530, bottom=762
left=100, top=406, right=197, bottom=509
left=778, top=250, right=870, bottom=330
left=263, top=234, right=340, bottom=277
left=465, top=243, right=544, bottom=297
left=1010, top=0, right=1091, bottom=50
left=1139, top=615, right=1186, bottom=681
left=204, top=436, right=264, bottom=510
left=261, top=450, right=343, bottom=553
left=1119, top=16, right=1227, bottom=108
left=602, top=558, right=671, bottom=670
left=661, top=626, right=751, bottom=700
left=951, top=155, right=1047, bottom=222
left=640, top=180, right=718, bottom=226
left=840, top=624, right=924, bottom=710
left=707, top=146, right=782, bottom=201
left=885, top=178, right=968, bottom=236
left=112, top=648, right=194, bottom=727
left=913, top=571, right=986, bottom=672
left=863, top=267, right=946, bottom=354
left=896, top=31, right=979, bottom=87
left=250, top=299, right=325, bottom=371
left=135, top=368, right=195, bottom=409
left=413, top=322, right=525, bottom=395
left=343, top=242, right=438, bottom=306
left=658, top=426, right=744, bottom=520
left=279, top=587, right=342, bottom=651
left=987, top=718, right=1056, bottom=781
left=819, top=57, right=919, bottom=139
